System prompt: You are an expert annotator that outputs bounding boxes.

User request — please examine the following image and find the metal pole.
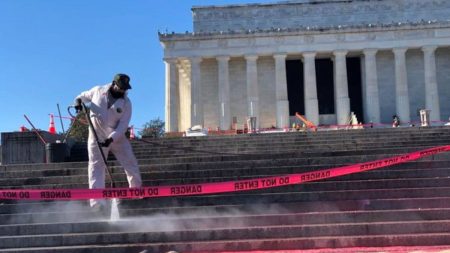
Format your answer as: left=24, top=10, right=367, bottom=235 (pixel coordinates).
left=57, top=103, right=65, bottom=135
left=23, top=114, right=47, bottom=145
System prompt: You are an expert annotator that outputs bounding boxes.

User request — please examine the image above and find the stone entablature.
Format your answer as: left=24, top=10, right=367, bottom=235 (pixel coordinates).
left=192, top=0, right=450, bottom=33
left=160, top=23, right=450, bottom=58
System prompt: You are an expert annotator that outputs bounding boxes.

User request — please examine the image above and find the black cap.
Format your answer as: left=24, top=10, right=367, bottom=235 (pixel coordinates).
left=113, top=73, right=132, bottom=90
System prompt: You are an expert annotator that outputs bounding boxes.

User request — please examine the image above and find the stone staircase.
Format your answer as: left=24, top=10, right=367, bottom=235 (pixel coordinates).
left=1, top=127, right=450, bottom=252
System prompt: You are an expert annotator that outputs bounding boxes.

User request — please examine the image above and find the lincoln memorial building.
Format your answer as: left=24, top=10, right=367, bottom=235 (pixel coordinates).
left=159, top=0, right=450, bottom=132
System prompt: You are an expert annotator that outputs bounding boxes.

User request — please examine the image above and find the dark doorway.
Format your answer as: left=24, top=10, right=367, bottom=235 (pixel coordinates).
left=286, top=60, right=304, bottom=116
left=316, top=59, right=334, bottom=114
left=346, top=57, right=364, bottom=123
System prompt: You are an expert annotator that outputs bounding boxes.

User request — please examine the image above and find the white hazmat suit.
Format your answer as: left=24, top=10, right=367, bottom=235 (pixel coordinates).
left=76, top=83, right=142, bottom=207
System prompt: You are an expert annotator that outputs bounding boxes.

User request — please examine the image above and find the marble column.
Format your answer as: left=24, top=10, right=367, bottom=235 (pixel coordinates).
left=164, top=58, right=179, bottom=132
left=363, top=49, right=381, bottom=124
left=190, top=57, right=203, bottom=127
left=274, top=53, right=290, bottom=128
left=393, top=48, right=410, bottom=124
left=245, top=55, right=260, bottom=128
left=333, top=50, right=351, bottom=125
left=422, top=45, right=440, bottom=123
left=217, top=56, right=231, bottom=130
left=176, top=61, right=190, bottom=131
left=302, top=52, right=319, bottom=125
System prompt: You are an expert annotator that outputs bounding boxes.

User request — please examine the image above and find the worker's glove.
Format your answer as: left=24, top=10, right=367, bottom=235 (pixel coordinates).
left=101, top=137, right=113, bottom=147
left=74, top=98, right=83, bottom=113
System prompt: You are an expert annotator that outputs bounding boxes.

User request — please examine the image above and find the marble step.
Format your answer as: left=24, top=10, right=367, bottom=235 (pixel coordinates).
left=2, top=186, right=449, bottom=224
left=0, top=220, right=449, bottom=250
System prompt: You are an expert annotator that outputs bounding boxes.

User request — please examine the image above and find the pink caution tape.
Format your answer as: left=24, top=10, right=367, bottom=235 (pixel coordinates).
left=1, top=145, right=449, bottom=200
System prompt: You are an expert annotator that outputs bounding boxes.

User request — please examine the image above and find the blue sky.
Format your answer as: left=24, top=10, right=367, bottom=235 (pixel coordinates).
left=0, top=0, right=274, bottom=135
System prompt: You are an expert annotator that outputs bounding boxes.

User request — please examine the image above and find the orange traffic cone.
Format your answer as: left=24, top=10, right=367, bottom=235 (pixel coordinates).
left=48, top=114, right=56, bottom=134
left=129, top=125, right=135, bottom=139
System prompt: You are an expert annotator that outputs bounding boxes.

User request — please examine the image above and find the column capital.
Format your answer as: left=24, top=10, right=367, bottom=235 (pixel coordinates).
left=333, top=50, right=348, bottom=57
left=302, top=51, right=317, bottom=58
left=392, top=47, right=408, bottom=55
left=273, top=53, right=287, bottom=60
left=163, top=58, right=178, bottom=64
left=363, top=48, right=378, bottom=57
left=189, top=57, right=203, bottom=64
left=244, top=55, right=259, bottom=61
left=422, top=45, right=438, bottom=54
left=216, top=55, right=230, bottom=62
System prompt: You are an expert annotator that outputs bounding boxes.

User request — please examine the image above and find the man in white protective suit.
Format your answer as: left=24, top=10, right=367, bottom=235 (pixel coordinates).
left=74, top=73, right=142, bottom=211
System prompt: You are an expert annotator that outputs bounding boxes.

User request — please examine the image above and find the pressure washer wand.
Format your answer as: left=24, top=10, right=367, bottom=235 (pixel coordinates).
left=71, top=103, right=115, bottom=188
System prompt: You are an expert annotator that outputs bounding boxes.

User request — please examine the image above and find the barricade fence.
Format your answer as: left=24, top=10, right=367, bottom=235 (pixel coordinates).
left=51, top=114, right=450, bottom=138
